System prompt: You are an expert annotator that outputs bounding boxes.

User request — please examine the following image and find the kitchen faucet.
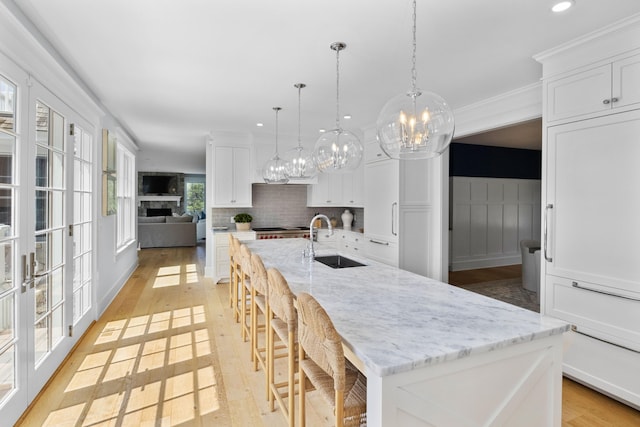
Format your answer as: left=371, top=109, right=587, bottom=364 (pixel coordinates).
left=307, top=214, right=333, bottom=260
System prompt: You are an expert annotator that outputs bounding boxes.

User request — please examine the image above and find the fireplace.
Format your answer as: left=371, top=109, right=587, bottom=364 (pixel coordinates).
left=147, top=208, right=172, bottom=217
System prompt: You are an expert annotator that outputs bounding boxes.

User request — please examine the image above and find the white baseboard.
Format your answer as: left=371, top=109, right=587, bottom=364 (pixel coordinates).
left=450, top=255, right=521, bottom=272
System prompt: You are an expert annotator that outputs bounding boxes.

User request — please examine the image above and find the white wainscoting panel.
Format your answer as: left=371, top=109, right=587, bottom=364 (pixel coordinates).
left=451, top=177, right=541, bottom=271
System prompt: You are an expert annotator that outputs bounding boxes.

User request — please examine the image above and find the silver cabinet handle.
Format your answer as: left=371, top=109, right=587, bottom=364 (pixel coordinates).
left=611, top=97, right=619, bottom=103
left=391, top=202, right=398, bottom=236
left=572, top=281, right=640, bottom=302
left=602, top=99, right=611, bottom=104
left=571, top=325, right=639, bottom=354
left=544, top=204, right=553, bottom=262
left=369, top=239, right=389, bottom=246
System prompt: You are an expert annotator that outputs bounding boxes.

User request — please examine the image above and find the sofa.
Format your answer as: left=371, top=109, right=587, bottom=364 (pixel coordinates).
left=138, top=215, right=197, bottom=248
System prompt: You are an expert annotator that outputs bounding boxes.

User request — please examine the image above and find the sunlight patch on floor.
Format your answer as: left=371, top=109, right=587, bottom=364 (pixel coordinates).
left=53, top=303, right=221, bottom=426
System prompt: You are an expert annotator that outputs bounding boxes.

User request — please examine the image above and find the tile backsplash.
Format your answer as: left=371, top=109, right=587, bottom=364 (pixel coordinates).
left=211, top=184, right=364, bottom=231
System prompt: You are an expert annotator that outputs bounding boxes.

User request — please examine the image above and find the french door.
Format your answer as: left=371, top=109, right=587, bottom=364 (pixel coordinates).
left=0, top=54, right=95, bottom=424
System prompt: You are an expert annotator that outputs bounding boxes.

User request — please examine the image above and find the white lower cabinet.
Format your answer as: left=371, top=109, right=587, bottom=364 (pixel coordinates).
left=337, top=231, right=364, bottom=256
left=364, top=237, right=398, bottom=266
left=546, top=274, right=640, bottom=407
left=212, top=231, right=256, bottom=283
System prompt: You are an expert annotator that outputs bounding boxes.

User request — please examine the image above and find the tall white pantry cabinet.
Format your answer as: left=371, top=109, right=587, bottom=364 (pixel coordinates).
left=535, top=17, right=640, bottom=408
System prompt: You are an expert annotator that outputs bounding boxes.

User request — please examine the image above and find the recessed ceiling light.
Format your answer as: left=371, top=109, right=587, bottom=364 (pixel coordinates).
left=256, top=123, right=264, bottom=127
left=319, top=129, right=326, bottom=133
left=343, top=114, right=352, bottom=119
left=552, top=0, right=574, bottom=13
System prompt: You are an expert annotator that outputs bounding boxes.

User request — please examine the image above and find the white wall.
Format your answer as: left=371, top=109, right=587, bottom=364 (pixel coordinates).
left=0, top=3, right=140, bottom=316
left=450, top=177, right=541, bottom=271
left=138, top=146, right=206, bottom=174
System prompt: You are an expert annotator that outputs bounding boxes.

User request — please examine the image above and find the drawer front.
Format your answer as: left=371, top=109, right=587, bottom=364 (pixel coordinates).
left=365, top=237, right=398, bottom=267
left=545, top=275, right=640, bottom=349
left=562, top=329, right=640, bottom=408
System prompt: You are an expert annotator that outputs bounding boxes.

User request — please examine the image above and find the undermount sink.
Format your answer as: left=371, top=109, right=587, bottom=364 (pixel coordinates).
left=314, top=255, right=366, bottom=269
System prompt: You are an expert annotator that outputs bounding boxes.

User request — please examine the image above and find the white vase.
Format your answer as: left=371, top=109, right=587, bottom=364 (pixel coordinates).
left=341, top=209, right=353, bottom=230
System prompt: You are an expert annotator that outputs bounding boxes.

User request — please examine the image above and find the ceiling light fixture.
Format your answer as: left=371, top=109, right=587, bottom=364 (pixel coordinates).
left=262, top=107, right=289, bottom=184
left=282, top=83, right=317, bottom=179
left=256, top=123, right=264, bottom=127
left=551, top=1, right=574, bottom=13
left=376, top=0, right=455, bottom=160
left=313, top=42, right=363, bottom=173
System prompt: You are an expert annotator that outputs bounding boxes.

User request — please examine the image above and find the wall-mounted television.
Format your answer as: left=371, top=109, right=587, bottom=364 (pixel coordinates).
left=142, top=175, right=174, bottom=194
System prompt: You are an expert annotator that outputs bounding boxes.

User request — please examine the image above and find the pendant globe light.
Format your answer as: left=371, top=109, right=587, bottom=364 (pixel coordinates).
left=262, top=107, right=289, bottom=184
left=376, top=0, right=455, bottom=160
left=313, top=42, right=363, bottom=174
left=282, top=83, right=317, bottom=179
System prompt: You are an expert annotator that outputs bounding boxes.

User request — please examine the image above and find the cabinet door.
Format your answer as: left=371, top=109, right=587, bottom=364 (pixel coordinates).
left=212, top=146, right=252, bottom=207
left=545, top=110, right=640, bottom=294
left=342, top=162, right=364, bottom=207
left=232, top=146, right=252, bottom=206
left=546, top=64, right=611, bottom=122
left=307, top=173, right=342, bottom=206
left=364, top=159, right=399, bottom=242
left=213, top=146, right=234, bottom=206
left=612, top=53, right=640, bottom=111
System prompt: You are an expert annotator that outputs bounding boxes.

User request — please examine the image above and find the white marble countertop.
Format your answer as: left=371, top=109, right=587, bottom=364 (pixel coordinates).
left=245, top=238, right=569, bottom=377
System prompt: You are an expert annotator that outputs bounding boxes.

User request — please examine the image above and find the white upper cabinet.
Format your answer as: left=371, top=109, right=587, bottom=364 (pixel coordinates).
left=212, top=145, right=252, bottom=207
left=307, top=172, right=343, bottom=206
left=546, top=52, right=640, bottom=123
left=306, top=161, right=364, bottom=207
left=339, top=161, right=364, bottom=207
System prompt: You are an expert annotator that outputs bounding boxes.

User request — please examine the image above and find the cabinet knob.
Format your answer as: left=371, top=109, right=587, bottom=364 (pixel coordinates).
left=611, top=97, right=619, bottom=103
left=602, top=99, right=611, bottom=104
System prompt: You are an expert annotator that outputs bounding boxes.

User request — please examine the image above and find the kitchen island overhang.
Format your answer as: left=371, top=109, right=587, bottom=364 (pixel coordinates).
left=245, top=238, right=569, bottom=427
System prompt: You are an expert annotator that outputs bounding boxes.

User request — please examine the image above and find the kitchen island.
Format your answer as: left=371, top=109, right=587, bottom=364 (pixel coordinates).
left=245, top=238, right=569, bottom=427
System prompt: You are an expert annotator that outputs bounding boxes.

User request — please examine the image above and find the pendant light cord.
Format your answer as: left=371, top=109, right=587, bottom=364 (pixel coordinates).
left=335, top=46, right=341, bottom=130
left=298, top=85, right=302, bottom=147
left=273, top=107, right=281, bottom=155
left=411, top=0, right=417, bottom=94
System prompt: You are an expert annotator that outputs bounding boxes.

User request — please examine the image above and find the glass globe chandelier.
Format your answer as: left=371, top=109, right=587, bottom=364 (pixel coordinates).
left=262, top=107, right=289, bottom=184
left=313, top=42, right=363, bottom=174
left=376, top=0, right=455, bottom=160
left=282, top=83, right=317, bottom=179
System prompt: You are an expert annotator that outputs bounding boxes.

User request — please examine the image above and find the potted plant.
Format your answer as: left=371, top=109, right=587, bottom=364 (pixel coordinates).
left=234, top=213, right=253, bottom=231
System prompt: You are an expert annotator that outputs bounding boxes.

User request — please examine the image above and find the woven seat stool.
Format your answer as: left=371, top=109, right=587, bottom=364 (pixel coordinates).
left=238, top=243, right=253, bottom=342
left=267, top=268, right=298, bottom=427
left=296, top=292, right=367, bottom=427
left=250, top=252, right=270, bottom=400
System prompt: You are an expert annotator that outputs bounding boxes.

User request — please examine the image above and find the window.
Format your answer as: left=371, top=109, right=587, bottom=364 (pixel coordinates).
left=184, top=174, right=205, bottom=217
left=116, top=143, right=135, bottom=250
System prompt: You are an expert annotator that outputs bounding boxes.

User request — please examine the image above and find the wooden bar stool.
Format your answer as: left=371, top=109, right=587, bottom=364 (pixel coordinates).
left=266, top=268, right=298, bottom=427
left=228, top=234, right=238, bottom=309
left=231, top=236, right=243, bottom=322
left=250, top=252, right=269, bottom=400
left=296, top=292, right=367, bottom=427
left=239, top=243, right=253, bottom=342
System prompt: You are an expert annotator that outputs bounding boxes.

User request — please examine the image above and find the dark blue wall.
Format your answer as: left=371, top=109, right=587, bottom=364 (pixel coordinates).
left=449, top=143, right=541, bottom=179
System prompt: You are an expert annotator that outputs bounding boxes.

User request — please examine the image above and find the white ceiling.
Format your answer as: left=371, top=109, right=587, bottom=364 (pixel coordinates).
left=10, top=0, right=640, bottom=167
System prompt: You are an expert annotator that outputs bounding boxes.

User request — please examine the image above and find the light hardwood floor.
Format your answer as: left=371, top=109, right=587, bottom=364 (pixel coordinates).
left=16, top=248, right=640, bottom=426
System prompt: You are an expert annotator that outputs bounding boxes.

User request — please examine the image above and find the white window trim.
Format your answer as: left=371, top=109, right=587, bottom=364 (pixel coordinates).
left=116, top=142, right=135, bottom=253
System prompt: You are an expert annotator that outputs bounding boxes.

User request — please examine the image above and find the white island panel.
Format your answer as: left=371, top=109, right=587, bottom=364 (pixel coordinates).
left=245, top=238, right=568, bottom=426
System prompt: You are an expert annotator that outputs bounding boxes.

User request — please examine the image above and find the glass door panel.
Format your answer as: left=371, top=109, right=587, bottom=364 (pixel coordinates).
left=0, top=72, right=18, bottom=408
left=72, top=125, right=92, bottom=322
left=33, top=101, right=66, bottom=366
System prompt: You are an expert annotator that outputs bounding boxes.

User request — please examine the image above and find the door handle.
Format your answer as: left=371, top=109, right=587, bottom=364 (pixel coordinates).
left=544, top=204, right=553, bottom=262
left=21, top=255, right=29, bottom=293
